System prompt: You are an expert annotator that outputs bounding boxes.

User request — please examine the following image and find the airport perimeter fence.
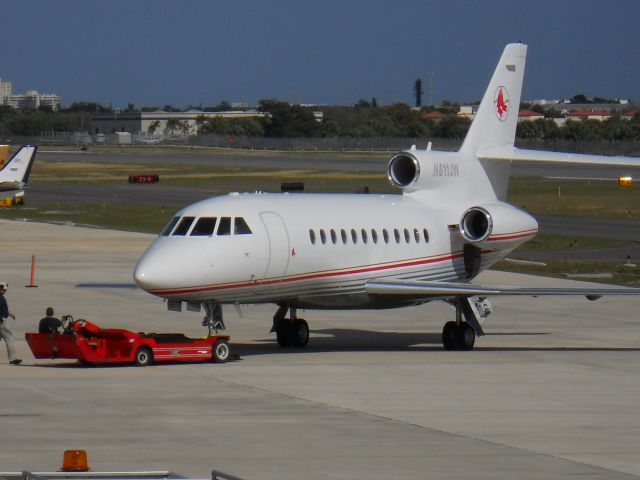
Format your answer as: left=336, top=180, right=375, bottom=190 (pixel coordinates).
left=4, top=133, right=640, bottom=157
left=185, top=134, right=461, bottom=152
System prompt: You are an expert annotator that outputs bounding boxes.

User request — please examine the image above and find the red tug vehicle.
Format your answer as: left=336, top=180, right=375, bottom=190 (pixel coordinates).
left=25, top=315, right=231, bottom=366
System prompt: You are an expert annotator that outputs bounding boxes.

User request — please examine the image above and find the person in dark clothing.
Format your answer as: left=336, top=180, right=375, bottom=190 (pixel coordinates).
left=0, top=282, right=21, bottom=365
left=39, top=307, right=62, bottom=334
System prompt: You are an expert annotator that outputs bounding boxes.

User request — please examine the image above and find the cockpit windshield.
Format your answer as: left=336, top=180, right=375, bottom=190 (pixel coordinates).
left=173, top=217, right=195, bottom=236
left=191, top=217, right=217, bottom=236
left=163, top=215, right=253, bottom=237
left=161, top=216, right=180, bottom=236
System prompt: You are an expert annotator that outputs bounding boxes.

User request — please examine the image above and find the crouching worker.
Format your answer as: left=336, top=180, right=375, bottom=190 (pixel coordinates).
left=39, top=307, right=62, bottom=334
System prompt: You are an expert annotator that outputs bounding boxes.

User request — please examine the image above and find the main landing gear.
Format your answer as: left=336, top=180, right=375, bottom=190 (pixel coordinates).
left=441, top=297, right=491, bottom=351
left=271, top=305, right=309, bottom=348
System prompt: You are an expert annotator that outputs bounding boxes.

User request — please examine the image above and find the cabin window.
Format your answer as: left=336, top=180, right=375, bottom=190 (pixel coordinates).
left=340, top=229, right=347, bottom=244
left=191, top=217, right=217, bottom=236
left=423, top=228, right=429, bottom=243
left=361, top=228, right=368, bottom=244
left=351, top=229, right=358, bottom=244
left=394, top=229, right=401, bottom=243
left=309, top=229, right=316, bottom=244
left=414, top=228, right=420, bottom=243
left=234, top=217, right=252, bottom=235
left=173, top=216, right=195, bottom=236
left=404, top=229, right=410, bottom=243
left=161, top=216, right=180, bottom=236
left=217, top=217, right=231, bottom=236
left=320, top=229, right=327, bottom=244
left=371, top=229, right=378, bottom=244
left=383, top=229, right=389, bottom=244
left=330, top=229, right=337, bottom=244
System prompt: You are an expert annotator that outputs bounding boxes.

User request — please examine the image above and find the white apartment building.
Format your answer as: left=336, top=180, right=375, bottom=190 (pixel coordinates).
left=4, top=90, right=62, bottom=110
left=0, top=78, right=11, bottom=102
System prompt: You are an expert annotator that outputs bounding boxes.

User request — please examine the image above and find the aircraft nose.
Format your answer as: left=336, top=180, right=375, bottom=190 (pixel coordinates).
left=133, top=238, right=183, bottom=293
left=133, top=252, right=167, bottom=292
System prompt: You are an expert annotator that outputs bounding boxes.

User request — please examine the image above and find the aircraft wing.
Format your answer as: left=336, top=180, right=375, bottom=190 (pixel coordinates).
left=365, top=279, right=640, bottom=301
left=477, top=147, right=640, bottom=167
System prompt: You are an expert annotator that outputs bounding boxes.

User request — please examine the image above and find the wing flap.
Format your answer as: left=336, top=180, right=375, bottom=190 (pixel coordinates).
left=365, top=279, right=640, bottom=300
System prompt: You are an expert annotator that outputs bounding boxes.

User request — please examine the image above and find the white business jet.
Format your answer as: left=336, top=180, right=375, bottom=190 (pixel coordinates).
left=134, top=43, right=640, bottom=350
left=0, top=145, right=38, bottom=200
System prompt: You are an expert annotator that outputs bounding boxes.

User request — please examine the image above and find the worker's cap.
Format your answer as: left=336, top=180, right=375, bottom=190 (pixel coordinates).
left=46, top=307, right=54, bottom=316
left=0, top=282, right=7, bottom=290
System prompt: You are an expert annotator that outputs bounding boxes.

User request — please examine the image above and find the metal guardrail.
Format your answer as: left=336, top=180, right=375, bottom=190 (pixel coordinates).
left=0, top=473, right=184, bottom=480
left=0, top=471, right=244, bottom=480
left=210, top=471, right=244, bottom=480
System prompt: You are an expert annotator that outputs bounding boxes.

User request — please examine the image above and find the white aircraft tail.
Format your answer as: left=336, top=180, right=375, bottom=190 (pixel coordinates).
left=460, top=43, right=527, bottom=156
left=456, top=42, right=639, bottom=200
left=0, top=145, right=38, bottom=187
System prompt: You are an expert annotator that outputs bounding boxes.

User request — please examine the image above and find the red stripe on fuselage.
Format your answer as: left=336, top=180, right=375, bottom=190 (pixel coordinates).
left=150, top=251, right=466, bottom=296
left=488, top=229, right=538, bottom=241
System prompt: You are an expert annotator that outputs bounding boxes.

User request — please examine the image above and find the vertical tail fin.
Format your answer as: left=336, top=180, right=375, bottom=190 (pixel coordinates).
left=460, top=43, right=527, bottom=155
left=0, top=145, right=38, bottom=185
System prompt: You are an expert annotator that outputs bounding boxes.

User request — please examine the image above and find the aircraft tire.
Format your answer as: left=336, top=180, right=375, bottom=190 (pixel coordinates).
left=442, top=321, right=457, bottom=350
left=276, top=324, right=294, bottom=348
left=455, top=323, right=475, bottom=351
left=292, top=319, right=309, bottom=348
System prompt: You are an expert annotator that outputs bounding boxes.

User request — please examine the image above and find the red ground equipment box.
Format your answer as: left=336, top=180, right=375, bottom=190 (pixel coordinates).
left=25, top=316, right=231, bottom=366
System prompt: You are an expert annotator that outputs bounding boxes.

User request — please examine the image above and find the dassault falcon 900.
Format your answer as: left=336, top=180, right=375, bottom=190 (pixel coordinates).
left=134, top=43, right=640, bottom=351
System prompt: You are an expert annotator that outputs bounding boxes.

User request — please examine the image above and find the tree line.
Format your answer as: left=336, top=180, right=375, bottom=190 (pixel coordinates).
left=517, top=115, right=640, bottom=141
left=0, top=99, right=639, bottom=141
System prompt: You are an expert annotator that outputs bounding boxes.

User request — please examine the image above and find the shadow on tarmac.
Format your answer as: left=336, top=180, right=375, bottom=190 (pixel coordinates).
left=22, top=328, right=640, bottom=367
left=230, top=328, right=640, bottom=356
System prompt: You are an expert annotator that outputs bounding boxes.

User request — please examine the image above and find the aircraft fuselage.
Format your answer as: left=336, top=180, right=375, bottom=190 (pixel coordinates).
left=134, top=192, right=536, bottom=309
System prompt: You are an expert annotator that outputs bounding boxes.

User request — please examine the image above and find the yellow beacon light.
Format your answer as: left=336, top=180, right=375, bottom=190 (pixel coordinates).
left=61, top=449, right=90, bottom=472
left=619, top=176, right=633, bottom=187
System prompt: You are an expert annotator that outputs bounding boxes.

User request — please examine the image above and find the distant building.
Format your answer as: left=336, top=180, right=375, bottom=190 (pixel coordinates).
left=457, top=105, right=474, bottom=119
left=39, top=93, right=62, bottom=111
left=421, top=110, right=449, bottom=121
left=565, top=109, right=611, bottom=121
left=91, top=110, right=267, bottom=137
left=4, top=90, right=61, bottom=110
left=517, top=109, right=545, bottom=122
left=109, top=132, right=132, bottom=145
left=0, top=78, right=11, bottom=103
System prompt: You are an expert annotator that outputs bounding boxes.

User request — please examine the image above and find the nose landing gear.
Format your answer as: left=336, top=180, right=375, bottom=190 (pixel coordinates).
left=202, top=303, right=225, bottom=334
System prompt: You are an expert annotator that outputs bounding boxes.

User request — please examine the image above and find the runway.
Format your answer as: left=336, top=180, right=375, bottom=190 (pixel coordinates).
left=39, top=148, right=640, bottom=179
left=2, top=219, right=640, bottom=479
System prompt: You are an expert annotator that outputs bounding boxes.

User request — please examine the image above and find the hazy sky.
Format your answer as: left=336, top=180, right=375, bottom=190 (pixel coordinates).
left=3, top=0, right=638, bottom=108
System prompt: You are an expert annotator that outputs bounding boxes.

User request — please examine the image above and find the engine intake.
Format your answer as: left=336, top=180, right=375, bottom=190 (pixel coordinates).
left=387, top=152, right=420, bottom=188
left=460, top=207, right=493, bottom=243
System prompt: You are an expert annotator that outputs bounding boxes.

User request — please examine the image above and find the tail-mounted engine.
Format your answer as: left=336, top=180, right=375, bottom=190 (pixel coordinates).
left=387, top=152, right=420, bottom=188
left=458, top=203, right=538, bottom=248
left=460, top=207, right=492, bottom=243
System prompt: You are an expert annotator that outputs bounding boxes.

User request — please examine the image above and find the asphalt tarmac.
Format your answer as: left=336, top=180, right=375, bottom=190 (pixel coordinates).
left=2, top=220, right=640, bottom=479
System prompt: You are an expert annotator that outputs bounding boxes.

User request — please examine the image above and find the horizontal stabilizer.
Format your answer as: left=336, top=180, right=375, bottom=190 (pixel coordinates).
left=478, top=146, right=640, bottom=167
left=366, top=279, right=640, bottom=300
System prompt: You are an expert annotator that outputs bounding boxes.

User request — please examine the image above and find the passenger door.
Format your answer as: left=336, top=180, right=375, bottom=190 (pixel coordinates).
left=259, top=212, right=290, bottom=292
